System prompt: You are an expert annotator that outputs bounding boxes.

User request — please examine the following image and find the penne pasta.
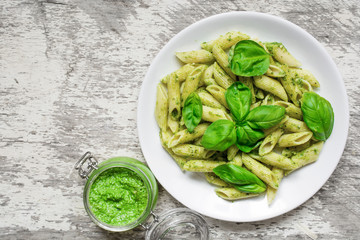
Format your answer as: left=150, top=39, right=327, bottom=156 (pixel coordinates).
left=176, top=49, right=215, bottom=64
left=227, top=145, right=240, bottom=161
left=155, top=83, right=168, bottom=130
left=249, top=152, right=297, bottom=171
left=281, top=148, right=294, bottom=158
left=161, top=64, right=195, bottom=84
left=254, top=75, right=288, bottom=101
left=197, top=88, right=225, bottom=110
left=254, top=87, right=265, bottom=100
left=172, top=144, right=215, bottom=159
left=242, top=153, right=279, bottom=189
left=281, top=141, right=312, bottom=158
left=289, top=67, right=320, bottom=88
left=160, top=130, right=188, bottom=170
left=265, top=42, right=301, bottom=67
left=229, top=152, right=243, bottom=167
left=167, top=115, right=179, bottom=133
left=267, top=168, right=284, bottom=205
left=202, top=105, right=229, bottom=122
left=206, top=85, right=229, bottom=109
left=203, top=63, right=218, bottom=86
left=288, top=141, right=311, bottom=152
left=261, top=93, right=277, bottom=106
left=201, top=31, right=250, bottom=51
left=259, top=128, right=284, bottom=156
left=192, top=137, right=203, bottom=146
left=183, top=160, right=226, bottom=172
left=160, top=128, right=173, bottom=147
left=296, top=78, right=313, bottom=93
left=162, top=147, right=188, bottom=170
left=282, top=117, right=310, bottom=133
left=290, top=141, right=324, bottom=171
left=238, top=76, right=256, bottom=103
left=278, top=132, right=313, bottom=147
left=168, top=73, right=181, bottom=121
left=205, top=172, right=229, bottom=187
left=168, top=123, right=210, bottom=148
left=274, top=101, right=303, bottom=120
left=212, top=43, right=236, bottom=80
left=181, top=65, right=207, bottom=105
left=213, top=62, right=235, bottom=89
left=265, top=64, right=286, bottom=78
left=215, top=187, right=260, bottom=201
left=280, top=65, right=303, bottom=106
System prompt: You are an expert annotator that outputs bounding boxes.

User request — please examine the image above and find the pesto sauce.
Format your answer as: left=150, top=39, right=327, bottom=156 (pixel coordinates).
left=89, top=167, right=148, bottom=226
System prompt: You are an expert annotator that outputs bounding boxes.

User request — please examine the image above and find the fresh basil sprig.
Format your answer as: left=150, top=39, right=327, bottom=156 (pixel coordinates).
left=228, top=40, right=270, bottom=77
left=225, top=81, right=252, bottom=122
left=201, top=119, right=236, bottom=151
left=201, top=82, right=285, bottom=153
left=246, top=105, right=286, bottom=130
left=236, top=124, right=264, bottom=152
left=213, top=164, right=266, bottom=193
left=236, top=141, right=263, bottom=154
left=182, top=92, right=203, bottom=133
left=233, top=183, right=266, bottom=193
left=301, top=92, right=334, bottom=141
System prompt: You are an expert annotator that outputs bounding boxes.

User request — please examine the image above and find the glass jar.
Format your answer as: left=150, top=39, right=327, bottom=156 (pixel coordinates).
left=75, top=152, right=209, bottom=239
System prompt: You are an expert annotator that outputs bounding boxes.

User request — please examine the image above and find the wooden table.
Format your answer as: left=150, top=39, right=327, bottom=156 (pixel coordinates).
left=1, top=0, right=359, bottom=239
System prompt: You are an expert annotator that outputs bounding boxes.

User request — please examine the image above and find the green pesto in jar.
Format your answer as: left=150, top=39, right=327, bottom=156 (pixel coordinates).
left=89, top=167, right=148, bottom=226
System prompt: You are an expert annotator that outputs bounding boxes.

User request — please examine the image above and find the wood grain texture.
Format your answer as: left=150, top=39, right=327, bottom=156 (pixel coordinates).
left=0, top=0, right=359, bottom=239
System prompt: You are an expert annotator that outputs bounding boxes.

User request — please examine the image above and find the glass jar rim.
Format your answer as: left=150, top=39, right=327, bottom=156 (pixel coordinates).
left=145, top=208, right=210, bottom=240
left=83, top=161, right=154, bottom=232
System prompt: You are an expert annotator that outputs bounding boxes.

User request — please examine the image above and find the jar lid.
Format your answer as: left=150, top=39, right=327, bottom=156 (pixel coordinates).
left=144, top=208, right=209, bottom=240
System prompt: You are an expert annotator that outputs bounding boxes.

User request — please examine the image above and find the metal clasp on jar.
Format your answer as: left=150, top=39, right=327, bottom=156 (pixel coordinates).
left=75, top=152, right=98, bottom=179
left=140, top=211, right=159, bottom=230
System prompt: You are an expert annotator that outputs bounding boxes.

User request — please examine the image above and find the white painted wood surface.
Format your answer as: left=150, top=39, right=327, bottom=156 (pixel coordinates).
left=1, top=0, right=359, bottom=239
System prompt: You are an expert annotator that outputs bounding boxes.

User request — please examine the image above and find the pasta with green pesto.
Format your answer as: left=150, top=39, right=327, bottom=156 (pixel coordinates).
left=154, top=30, right=334, bottom=204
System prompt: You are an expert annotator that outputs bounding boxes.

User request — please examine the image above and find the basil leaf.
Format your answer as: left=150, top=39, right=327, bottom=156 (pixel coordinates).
left=229, top=40, right=270, bottom=77
left=236, top=124, right=264, bottom=146
left=236, top=140, right=263, bottom=153
left=213, top=164, right=266, bottom=189
left=246, top=105, right=286, bottom=130
left=182, top=92, right=203, bottom=133
left=225, top=82, right=252, bottom=122
left=301, top=92, right=334, bottom=141
left=201, top=119, right=236, bottom=151
left=233, top=183, right=266, bottom=193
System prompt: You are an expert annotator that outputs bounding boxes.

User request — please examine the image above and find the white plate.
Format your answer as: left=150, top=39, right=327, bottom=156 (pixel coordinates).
left=137, top=12, right=349, bottom=222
